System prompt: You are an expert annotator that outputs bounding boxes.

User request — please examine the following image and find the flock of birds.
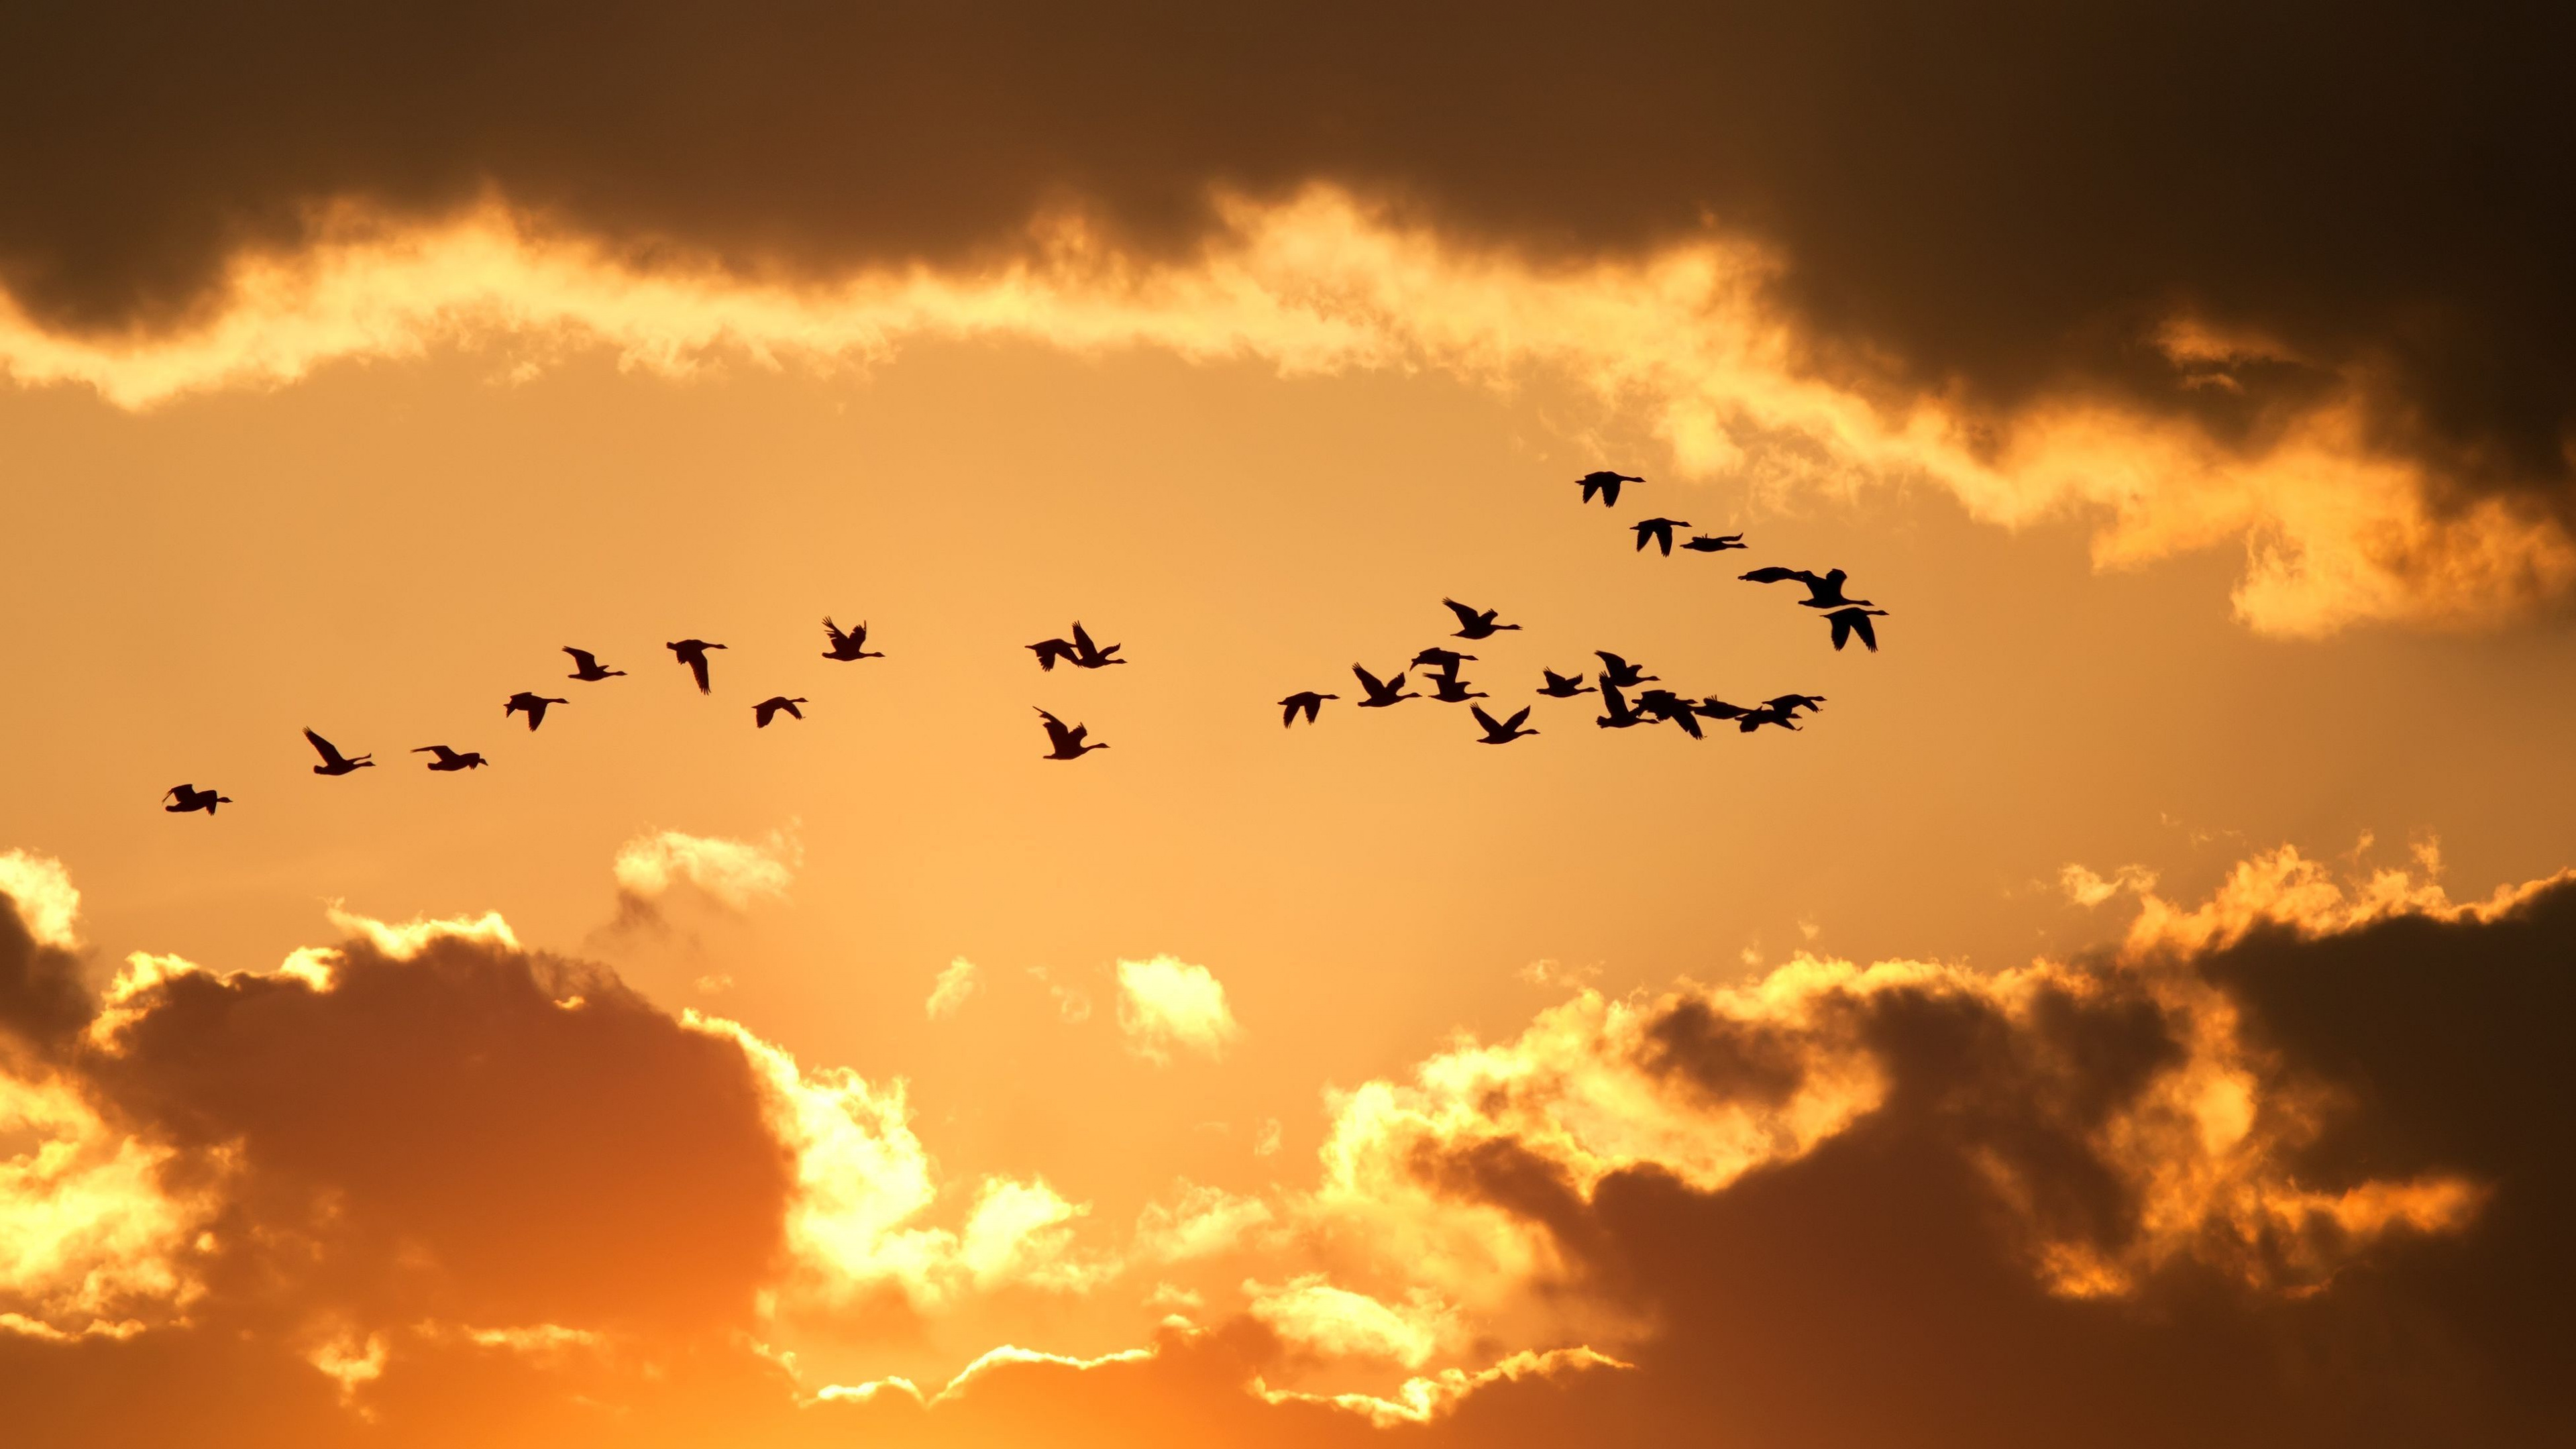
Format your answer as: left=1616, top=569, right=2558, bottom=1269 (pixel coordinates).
left=158, top=471, right=1888, bottom=812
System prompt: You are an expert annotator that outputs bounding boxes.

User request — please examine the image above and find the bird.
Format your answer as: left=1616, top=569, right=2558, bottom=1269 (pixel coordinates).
left=1470, top=705, right=1539, bottom=744
left=1680, top=533, right=1748, bottom=553
left=1738, top=704, right=1804, bottom=733
left=822, top=618, right=884, bottom=661
left=302, top=728, right=374, bottom=776
left=1428, top=675, right=1489, bottom=704
left=1411, top=647, right=1476, bottom=678
left=1632, top=518, right=1688, bottom=555
left=667, top=639, right=727, bottom=693
left=564, top=647, right=625, bottom=682
left=1766, top=694, right=1828, bottom=716
left=1352, top=664, right=1417, bottom=708
left=162, top=784, right=231, bottom=815
left=1634, top=689, right=1706, bottom=739
left=1069, top=622, right=1126, bottom=669
left=1036, top=707, right=1108, bottom=759
left=1279, top=691, right=1337, bottom=727
left=1578, top=470, right=1642, bottom=508
left=1825, top=607, right=1888, bottom=652
left=1028, top=636, right=1077, bottom=671
left=412, top=745, right=489, bottom=771
left=505, top=692, right=568, bottom=731
left=1692, top=696, right=1752, bottom=721
left=753, top=696, right=808, bottom=728
left=1739, top=566, right=1872, bottom=609
left=1595, top=681, right=1645, bottom=729
left=1443, top=598, right=1520, bottom=640
left=1538, top=669, right=1597, bottom=698
left=1594, top=651, right=1657, bottom=688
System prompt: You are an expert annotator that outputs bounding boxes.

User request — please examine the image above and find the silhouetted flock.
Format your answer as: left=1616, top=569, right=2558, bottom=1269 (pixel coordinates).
left=160, top=474, right=1886, bottom=812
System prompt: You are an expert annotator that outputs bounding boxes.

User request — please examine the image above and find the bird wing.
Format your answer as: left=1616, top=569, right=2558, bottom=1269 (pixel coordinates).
left=822, top=617, right=848, bottom=647
left=1034, top=708, right=1075, bottom=750
left=303, top=729, right=346, bottom=766
left=1071, top=621, right=1097, bottom=655
left=1470, top=704, right=1501, bottom=733
left=163, top=785, right=188, bottom=802
left=564, top=647, right=596, bottom=669
left=1671, top=710, right=1703, bottom=739
left=1595, top=650, right=1627, bottom=672
left=1281, top=700, right=1300, bottom=728
left=1441, top=598, right=1485, bottom=629
left=1504, top=707, right=1531, bottom=732
left=1849, top=612, right=1879, bottom=651
left=688, top=654, right=712, bottom=692
left=1352, top=663, right=1386, bottom=694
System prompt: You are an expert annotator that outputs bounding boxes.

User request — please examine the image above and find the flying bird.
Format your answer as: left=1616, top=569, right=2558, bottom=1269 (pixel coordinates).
left=1692, top=696, right=1752, bottom=721
left=162, top=784, right=231, bottom=815
left=504, top=692, right=568, bottom=730
left=1442, top=598, right=1520, bottom=640
left=753, top=696, right=808, bottom=728
left=1825, top=607, right=1888, bottom=652
left=563, top=647, right=625, bottom=682
left=1634, top=689, right=1706, bottom=739
left=1595, top=681, right=1645, bottom=730
left=1538, top=669, right=1597, bottom=698
left=1680, top=533, right=1748, bottom=553
left=1470, top=705, right=1539, bottom=744
left=1737, top=704, right=1804, bottom=733
left=1578, top=470, right=1642, bottom=508
left=1428, top=675, right=1489, bottom=704
left=1279, top=691, right=1337, bottom=727
left=1036, top=707, right=1108, bottom=759
left=1069, top=622, right=1126, bottom=669
left=412, top=745, right=489, bottom=771
left=1411, top=647, right=1476, bottom=677
left=822, top=618, right=884, bottom=661
left=667, top=639, right=727, bottom=693
left=303, top=728, right=374, bottom=776
left=1028, top=636, right=1077, bottom=671
left=1352, top=664, right=1417, bottom=708
left=1631, top=517, right=1688, bottom=555
left=1739, top=566, right=1872, bottom=608
left=1594, top=651, right=1657, bottom=689
left=1766, top=694, right=1828, bottom=716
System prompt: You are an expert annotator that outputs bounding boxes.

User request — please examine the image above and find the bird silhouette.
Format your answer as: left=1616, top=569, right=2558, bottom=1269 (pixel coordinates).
left=667, top=639, right=727, bottom=693
left=504, top=692, right=568, bottom=731
left=1578, top=470, right=1642, bottom=508
left=1825, top=607, right=1888, bottom=652
left=1411, top=646, right=1476, bottom=678
left=1428, top=675, right=1489, bottom=704
left=162, top=784, right=231, bottom=815
left=1692, top=696, right=1752, bottom=721
left=1595, top=681, right=1646, bottom=729
left=1279, top=691, right=1337, bottom=727
left=1634, top=689, right=1706, bottom=739
left=1632, top=518, right=1688, bottom=555
left=822, top=618, right=885, bottom=661
left=1680, top=533, right=1748, bottom=553
left=303, top=728, right=374, bottom=776
left=1036, top=707, right=1108, bottom=759
left=1739, top=566, right=1872, bottom=608
left=1594, top=651, right=1658, bottom=688
left=1538, top=668, right=1597, bottom=698
left=1069, top=622, right=1126, bottom=669
left=1352, top=664, right=1417, bottom=708
left=564, top=647, right=625, bottom=682
left=1028, top=637, right=1077, bottom=671
left=1766, top=693, right=1828, bottom=716
left=1443, top=598, right=1520, bottom=640
left=413, top=745, right=489, bottom=771
left=753, top=696, right=808, bottom=727
left=1471, top=704, right=1539, bottom=744
left=1737, top=704, right=1804, bottom=733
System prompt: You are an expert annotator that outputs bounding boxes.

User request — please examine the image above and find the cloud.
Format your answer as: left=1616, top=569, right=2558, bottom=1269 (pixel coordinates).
left=923, top=958, right=978, bottom=1020
left=1116, top=957, right=1242, bottom=1065
left=0, top=852, right=78, bottom=951
left=1243, top=1275, right=1457, bottom=1368
left=1133, top=1181, right=1274, bottom=1265
left=610, top=828, right=799, bottom=912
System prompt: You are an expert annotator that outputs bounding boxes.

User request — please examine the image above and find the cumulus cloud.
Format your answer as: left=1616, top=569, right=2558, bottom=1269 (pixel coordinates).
left=611, top=827, right=799, bottom=913
left=1244, top=1275, right=1458, bottom=1368
left=1116, top=957, right=1242, bottom=1065
left=0, top=852, right=78, bottom=951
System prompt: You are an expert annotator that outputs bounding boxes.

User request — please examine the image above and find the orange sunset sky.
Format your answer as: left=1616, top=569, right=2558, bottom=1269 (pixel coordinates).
left=4, top=6, right=2575, bottom=1446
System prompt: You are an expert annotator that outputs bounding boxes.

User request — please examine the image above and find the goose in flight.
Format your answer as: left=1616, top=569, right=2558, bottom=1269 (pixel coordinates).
left=1681, top=533, right=1747, bottom=553
left=1578, top=470, right=1642, bottom=508
left=413, top=745, right=489, bottom=771
left=1069, top=622, right=1126, bottom=669
left=1737, top=704, right=1804, bottom=733
left=1739, top=567, right=1872, bottom=609
left=1428, top=675, right=1489, bottom=704
left=1634, top=689, right=1706, bottom=739
left=1442, top=598, right=1520, bottom=641
left=1595, top=681, right=1646, bottom=730
left=1028, top=636, right=1077, bottom=671
left=1352, top=663, right=1417, bottom=708
left=564, top=647, right=625, bottom=682
left=822, top=618, right=885, bottom=661
left=1825, top=607, right=1888, bottom=652
left=1279, top=691, right=1337, bottom=727
left=753, top=696, right=808, bottom=728
left=505, top=692, right=568, bottom=731
left=1036, top=708, right=1108, bottom=759
left=1692, top=696, right=1752, bottom=721
left=1632, top=518, right=1688, bottom=556
left=1593, top=651, right=1657, bottom=689
left=1766, top=693, right=1828, bottom=716
left=667, top=639, right=727, bottom=693
left=303, top=728, right=374, bottom=776
left=1471, top=705, right=1539, bottom=744
left=1538, top=668, right=1596, bottom=698
left=1411, top=646, right=1476, bottom=678
left=162, top=784, right=231, bottom=815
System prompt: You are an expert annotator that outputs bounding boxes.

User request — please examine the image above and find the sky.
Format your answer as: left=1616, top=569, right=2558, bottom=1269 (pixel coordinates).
left=3, top=6, right=2574, bottom=1446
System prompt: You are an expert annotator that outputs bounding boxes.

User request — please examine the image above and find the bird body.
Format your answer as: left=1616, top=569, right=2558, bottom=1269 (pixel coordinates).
left=1634, top=689, right=1705, bottom=738
left=1632, top=517, right=1688, bottom=555
left=1766, top=694, right=1827, bottom=716
left=667, top=639, right=727, bottom=693
left=1596, top=682, right=1644, bottom=729
left=504, top=692, right=568, bottom=731
left=822, top=617, right=884, bottom=661
left=1577, top=470, right=1642, bottom=508
left=1028, top=637, right=1076, bottom=670
left=413, top=745, right=489, bottom=771
left=1279, top=691, right=1336, bottom=727
left=1442, top=598, right=1519, bottom=640
left=1352, top=664, right=1417, bottom=708
left=1538, top=669, right=1596, bottom=698
left=1470, top=704, right=1538, bottom=743
left=1428, top=675, right=1489, bottom=704
left=1411, top=647, right=1475, bottom=677
left=1036, top=707, right=1108, bottom=759
left=753, top=696, right=808, bottom=728
left=1593, top=651, right=1657, bottom=688
left=1739, top=704, right=1803, bottom=733
left=162, top=784, right=231, bottom=814
left=1693, top=696, right=1752, bottom=720
left=564, top=647, right=625, bottom=682
left=1825, top=608, right=1888, bottom=652
left=303, top=728, right=374, bottom=775
left=1740, top=566, right=1871, bottom=608
left=1681, top=533, right=1747, bottom=553
left=1069, top=622, right=1125, bottom=669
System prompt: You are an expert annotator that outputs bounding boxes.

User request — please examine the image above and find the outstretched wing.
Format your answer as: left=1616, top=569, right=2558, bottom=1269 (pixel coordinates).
left=688, top=653, right=712, bottom=692
left=163, top=784, right=189, bottom=802
left=822, top=617, right=849, bottom=648
left=564, top=647, right=596, bottom=669
left=1034, top=708, right=1075, bottom=751
left=1352, top=663, right=1386, bottom=694
left=1470, top=704, right=1502, bottom=733
left=1440, top=598, right=1483, bottom=629
left=1504, top=707, right=1531, bottom=732
left=303, top=728, right=346, bottom=767
left=1670, top=708, right=1703, bottom=739
left=1071, top=621, right=1097, bottom=655
left=1848, top=612, right=1879, bottom=651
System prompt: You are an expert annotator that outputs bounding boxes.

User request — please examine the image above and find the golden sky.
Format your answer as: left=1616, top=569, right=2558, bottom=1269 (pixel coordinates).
left=5, top=7, right=2575, bottom=1446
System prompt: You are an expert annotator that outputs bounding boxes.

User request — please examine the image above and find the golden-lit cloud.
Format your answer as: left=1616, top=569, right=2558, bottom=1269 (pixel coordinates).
left=1132, top=1181, right=1275, bottom=1266
left=0, top=1069, right=217, bottom=1334
left=0, top=851, right=80, bottom=951
left=1116, top=955, right=1243, bottom=1065
left=612, top=827, right=800, bottom=912
left=1252, top=1345, right=1631, bottom=1429
left=923, top=957, right=979, bottom=1020
left=1243, top=1275, right=1458, bottom=1368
